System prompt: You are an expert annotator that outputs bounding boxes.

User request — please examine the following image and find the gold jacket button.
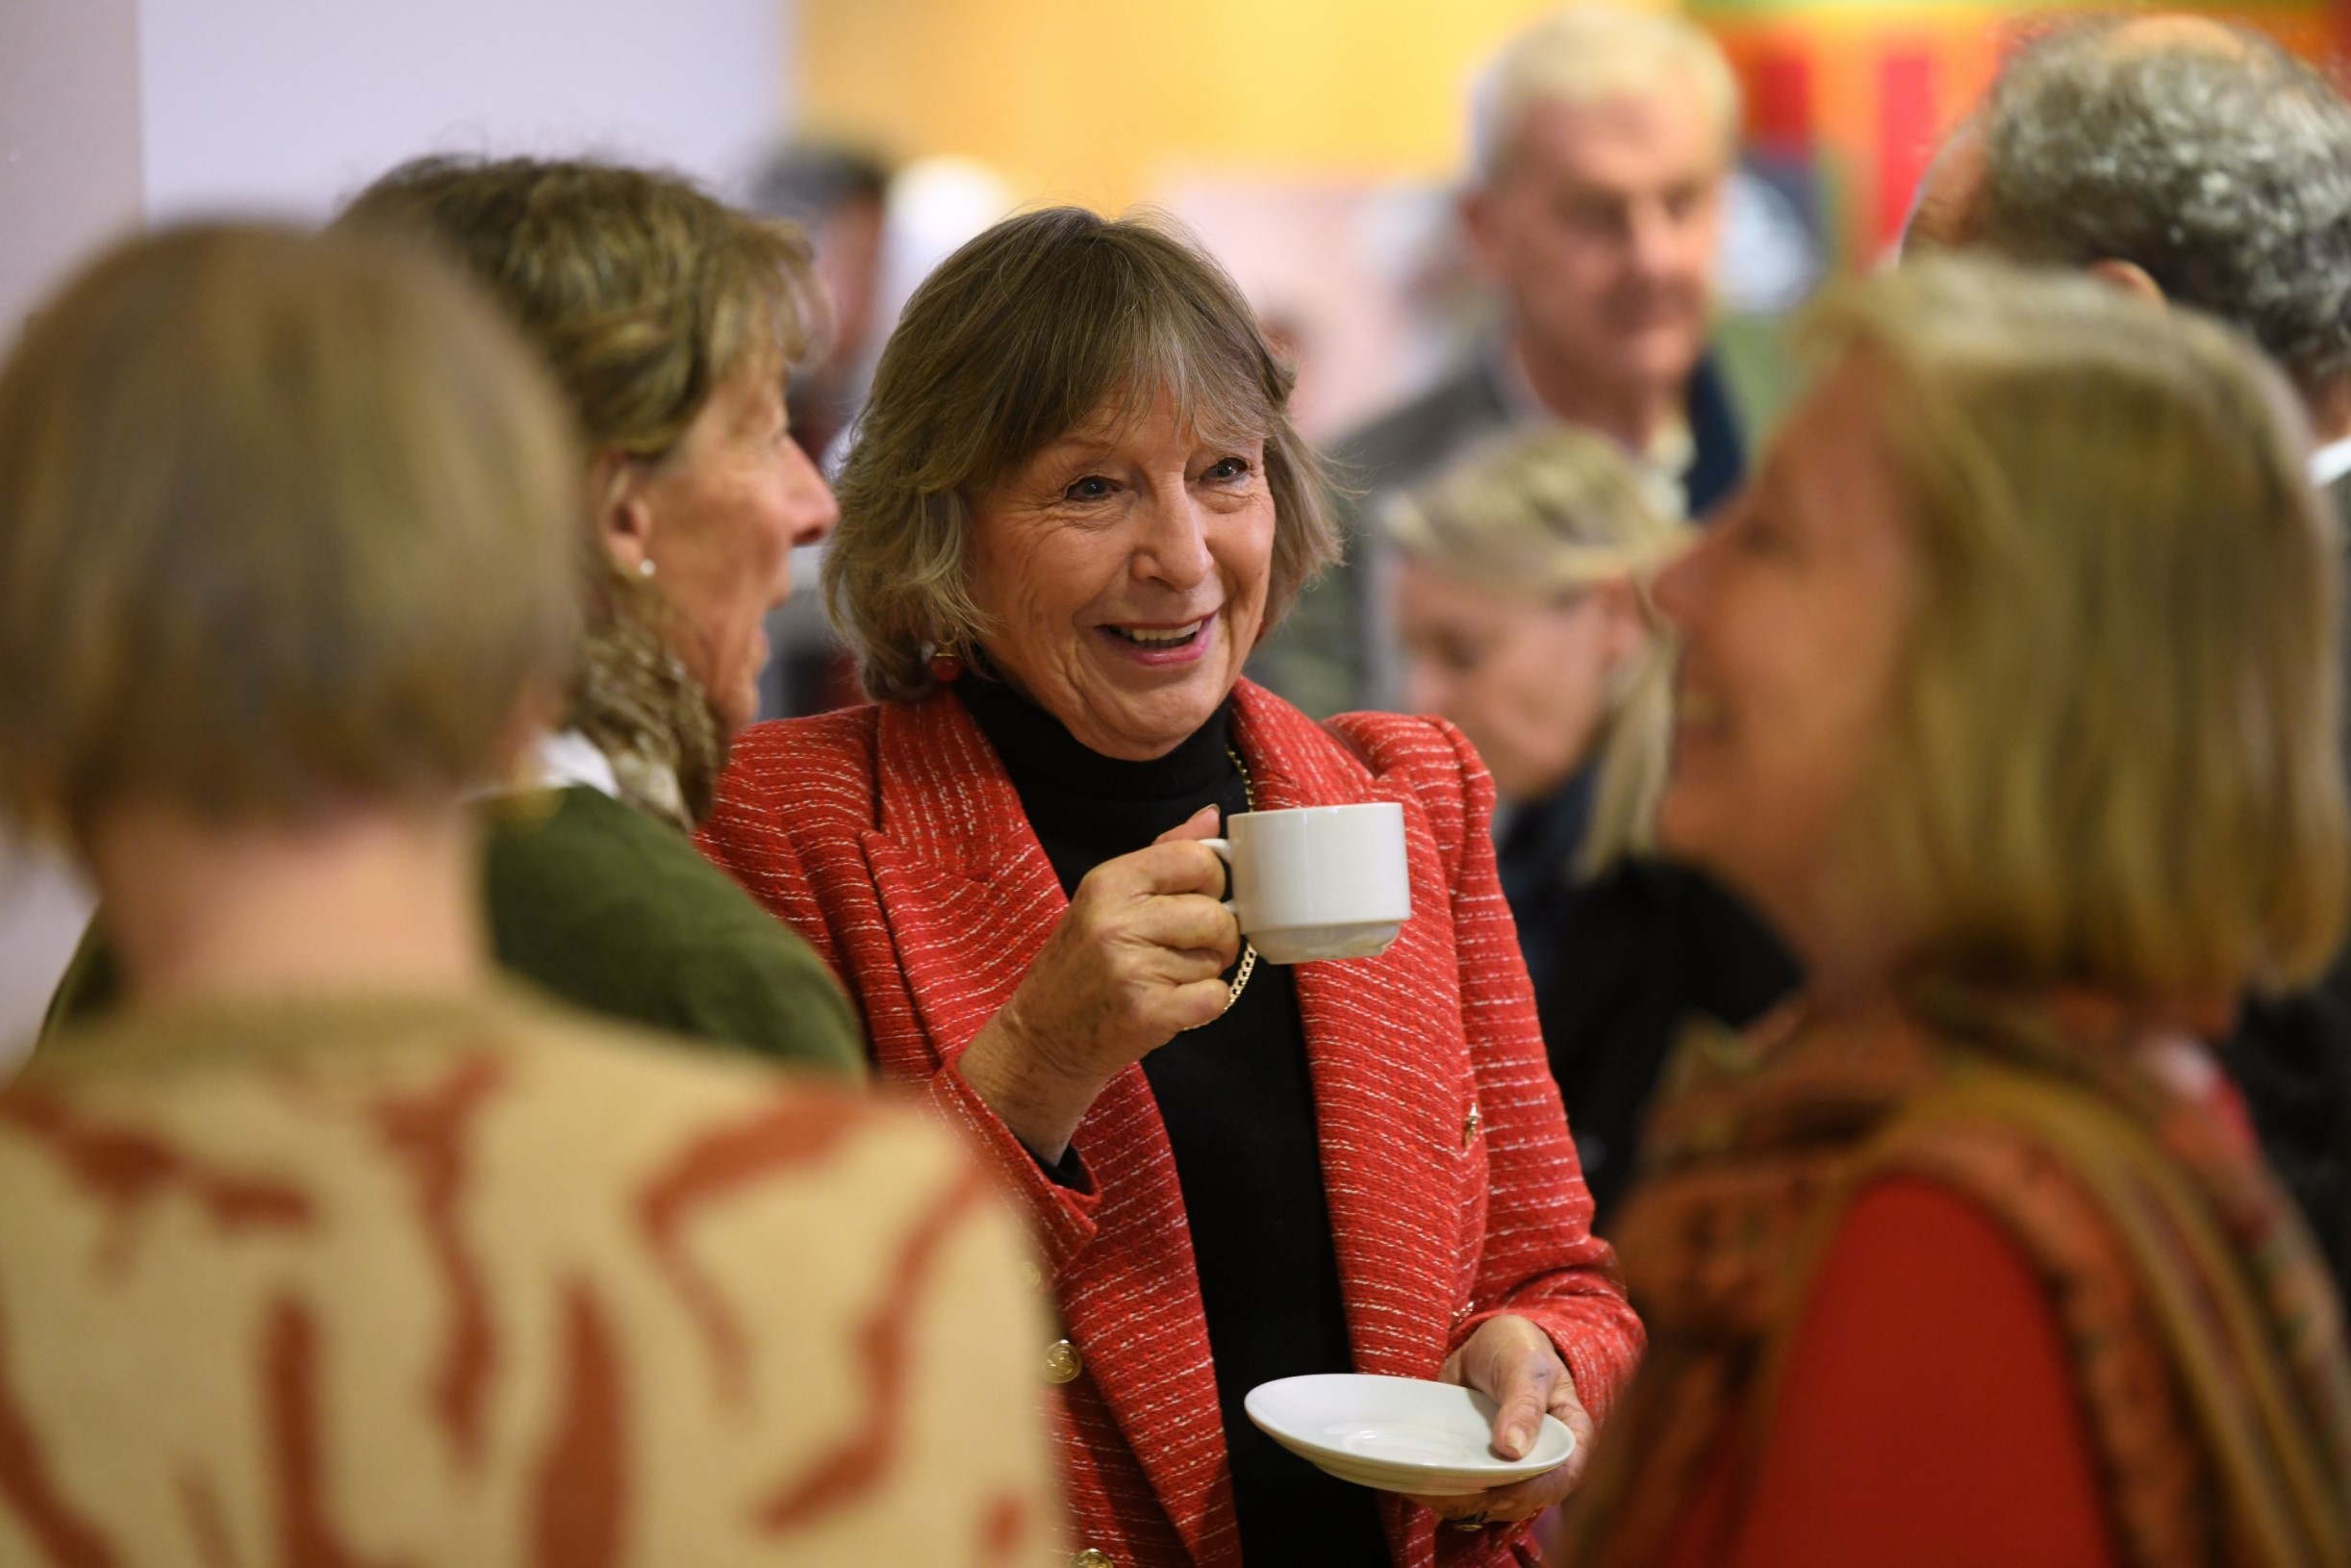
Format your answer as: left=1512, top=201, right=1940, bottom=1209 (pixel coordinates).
left=1461, top=1103, right=1482, bottom=1148
left=1044, top=1338, right=1083, bottom=1384
left=1070, top=1552, right=1115, bottom=1568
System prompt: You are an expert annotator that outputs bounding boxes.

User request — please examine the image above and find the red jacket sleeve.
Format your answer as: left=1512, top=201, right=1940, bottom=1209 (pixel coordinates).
left=920, top=1048, right=1108, bottom=1275
left=695, top=714, right=1114, bottom=1278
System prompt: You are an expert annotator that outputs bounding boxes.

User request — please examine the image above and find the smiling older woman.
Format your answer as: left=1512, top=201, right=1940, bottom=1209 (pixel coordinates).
left=699, top=208, right=1642, bottom=1567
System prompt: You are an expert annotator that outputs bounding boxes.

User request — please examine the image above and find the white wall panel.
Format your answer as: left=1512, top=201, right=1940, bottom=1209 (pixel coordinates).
left=0, top=0, right=137, bottom=1064
left=139, top=0, right=791, bottom=220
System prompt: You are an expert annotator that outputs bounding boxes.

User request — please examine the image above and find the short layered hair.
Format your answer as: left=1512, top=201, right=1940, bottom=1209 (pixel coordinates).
left=826, top=207, right=1337, bottom=702
left=1975, top=18, right=2351, bottom=402
left=1815, top=258, right=2344, bottom=997
left=1472, top=4, right=1740, bottom=182
left=0, top=223, right=580, bottom=834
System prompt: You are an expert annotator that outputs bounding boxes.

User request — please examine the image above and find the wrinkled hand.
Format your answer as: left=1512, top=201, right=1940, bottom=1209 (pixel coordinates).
left=957, top=805, right=1240, bottom=1161
left=1398, top=1314, right=1594, bottom=1528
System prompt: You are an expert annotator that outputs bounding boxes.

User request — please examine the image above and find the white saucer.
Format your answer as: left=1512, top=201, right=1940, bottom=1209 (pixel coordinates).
left=1244, top=1374, right=1576, bottom=1495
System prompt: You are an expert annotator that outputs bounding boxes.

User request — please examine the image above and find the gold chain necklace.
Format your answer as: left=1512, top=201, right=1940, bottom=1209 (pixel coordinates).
left=1186, top=747, right=1258, bottom=1027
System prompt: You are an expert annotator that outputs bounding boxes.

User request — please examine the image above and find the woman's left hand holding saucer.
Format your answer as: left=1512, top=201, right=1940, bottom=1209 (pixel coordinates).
left=1399, top=1313, right=1593, bottom=1528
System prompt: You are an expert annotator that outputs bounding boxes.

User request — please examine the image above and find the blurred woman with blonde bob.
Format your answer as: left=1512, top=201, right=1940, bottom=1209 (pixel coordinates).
left=1388, top=430, right=1795, bottom=1224
left=0, top=224, right=1052, bottom=1563
left=1554, top=257, right=2351, bottom=1567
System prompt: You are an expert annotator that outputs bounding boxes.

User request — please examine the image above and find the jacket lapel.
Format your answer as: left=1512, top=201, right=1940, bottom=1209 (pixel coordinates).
left=859, top=693, right=1239, bottom=1563
left=857, top=695, right=1063, bottom=1054
left=1231, top=686, right=1477, bottom=1384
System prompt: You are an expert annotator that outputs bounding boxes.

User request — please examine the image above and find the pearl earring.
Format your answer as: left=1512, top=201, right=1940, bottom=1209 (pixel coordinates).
left=637, top=559, right=657, bottom=579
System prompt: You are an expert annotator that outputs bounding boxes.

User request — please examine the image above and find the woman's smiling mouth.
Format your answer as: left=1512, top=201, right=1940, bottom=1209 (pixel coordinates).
left=1096, top=613, right=1217, bottom=665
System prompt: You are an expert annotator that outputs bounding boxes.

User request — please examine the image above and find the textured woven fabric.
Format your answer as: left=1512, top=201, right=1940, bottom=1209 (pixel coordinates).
left=699, top=680, right=1644, bottom=1568
left=1555, top=984, right=2351, bottom=1568
left=0, top=986, right=1054, bottom=1565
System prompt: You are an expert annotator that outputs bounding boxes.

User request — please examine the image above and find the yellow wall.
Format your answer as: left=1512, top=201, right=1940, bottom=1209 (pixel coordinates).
left=799, top=0, right=1572, bottom=208
left=799, top=0, right=2347, bottom=235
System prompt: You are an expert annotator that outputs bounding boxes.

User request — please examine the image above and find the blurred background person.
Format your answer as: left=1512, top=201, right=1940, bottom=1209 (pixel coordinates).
left=1258, top=2, right=1746, bottom=720
left=747, top=138, right=897, bottom=720
left=701, top=208, right=1641, bottom=1565
left=1387, top=426, right=1796, bottom=1225
left=1908, top=13, right=2351, bottom=1287
left=43, top=158, right=866, bottom=1079
left=749, top=137, right=896, bottom=469
left=0, top=221, right=1053, bottom=1563
left=1556, top=259, right=2351, bottom=1567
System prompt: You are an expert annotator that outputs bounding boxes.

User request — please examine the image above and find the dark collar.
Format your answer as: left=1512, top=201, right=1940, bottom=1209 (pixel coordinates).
left=1474, top=338, right=1747, bottom=518
left=951, top=677, right=1234, bottom=804
left=1499, top=765, right=1599, bottom=896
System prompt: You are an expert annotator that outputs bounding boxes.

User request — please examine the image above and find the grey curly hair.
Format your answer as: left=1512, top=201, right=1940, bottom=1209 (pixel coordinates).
left=1974, top=17, right=2351, bottom=402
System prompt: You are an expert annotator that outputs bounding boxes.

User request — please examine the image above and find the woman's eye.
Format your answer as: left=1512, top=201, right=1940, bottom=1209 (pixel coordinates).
left=1203, top=456, right=1252, bottom=483
left=1064, top=475, right=1114, bottom=502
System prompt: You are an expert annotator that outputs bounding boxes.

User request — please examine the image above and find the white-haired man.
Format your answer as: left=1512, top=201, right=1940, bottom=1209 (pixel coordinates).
left=1257, top=4, right=1744, bottom=717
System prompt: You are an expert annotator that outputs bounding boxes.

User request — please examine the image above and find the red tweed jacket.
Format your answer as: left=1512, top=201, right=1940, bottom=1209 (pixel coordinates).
left=698, top=680, right=1643, bottom=1568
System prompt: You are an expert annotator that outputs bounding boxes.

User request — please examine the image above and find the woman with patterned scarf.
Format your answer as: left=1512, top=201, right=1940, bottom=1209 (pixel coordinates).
left=1553, top=258, right=2351, bottom=1567
left=42, top=157, right=864, bottom=1078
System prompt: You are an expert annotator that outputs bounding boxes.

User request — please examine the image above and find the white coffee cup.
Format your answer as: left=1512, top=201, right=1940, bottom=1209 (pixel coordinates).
left=1202, top=802, right=1412, bottom=965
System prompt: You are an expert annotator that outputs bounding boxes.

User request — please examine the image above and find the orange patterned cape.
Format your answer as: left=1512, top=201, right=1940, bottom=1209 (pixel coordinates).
left=0, top=986, right=1056, bottom=1566
left=1555, top=981, right=2351, bottom=1568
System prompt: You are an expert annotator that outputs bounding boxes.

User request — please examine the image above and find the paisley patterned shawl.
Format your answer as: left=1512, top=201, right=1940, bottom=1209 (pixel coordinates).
left=1555, top=980, right=2351, bottom=1568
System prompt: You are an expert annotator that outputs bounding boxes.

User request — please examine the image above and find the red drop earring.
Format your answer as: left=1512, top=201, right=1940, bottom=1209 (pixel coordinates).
left=928, top=645, right=964, bottom=683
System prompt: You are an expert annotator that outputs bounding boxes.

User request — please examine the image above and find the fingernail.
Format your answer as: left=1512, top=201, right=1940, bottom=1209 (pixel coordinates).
left=1504, top=1423, right=1529, bottom=1454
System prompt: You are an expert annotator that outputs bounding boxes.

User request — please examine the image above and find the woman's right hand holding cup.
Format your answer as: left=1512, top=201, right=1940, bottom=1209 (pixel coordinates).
left=958, top=805, right=1239, bottom=1163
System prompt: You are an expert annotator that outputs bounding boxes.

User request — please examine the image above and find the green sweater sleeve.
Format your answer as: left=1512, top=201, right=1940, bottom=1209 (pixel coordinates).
left=40, top=789, right=870, bottom=1083
left=482, top=788, right=870, bottom=1081
left=648, top=926, right=868, bottom=1079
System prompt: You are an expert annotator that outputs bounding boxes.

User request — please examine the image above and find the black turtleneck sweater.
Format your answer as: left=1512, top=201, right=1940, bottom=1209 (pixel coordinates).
left=955, top=678, right=1392, bottom=1565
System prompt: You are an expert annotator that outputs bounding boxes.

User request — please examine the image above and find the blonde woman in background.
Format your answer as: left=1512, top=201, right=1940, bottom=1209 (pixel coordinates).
left=0, top=222, right=1053, bottom=1565
left=1389, top=427, right=1796, bottom=1224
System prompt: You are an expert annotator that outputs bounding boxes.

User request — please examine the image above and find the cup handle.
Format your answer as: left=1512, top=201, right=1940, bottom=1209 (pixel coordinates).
left=1201, top=838, right=1241, bottom=922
